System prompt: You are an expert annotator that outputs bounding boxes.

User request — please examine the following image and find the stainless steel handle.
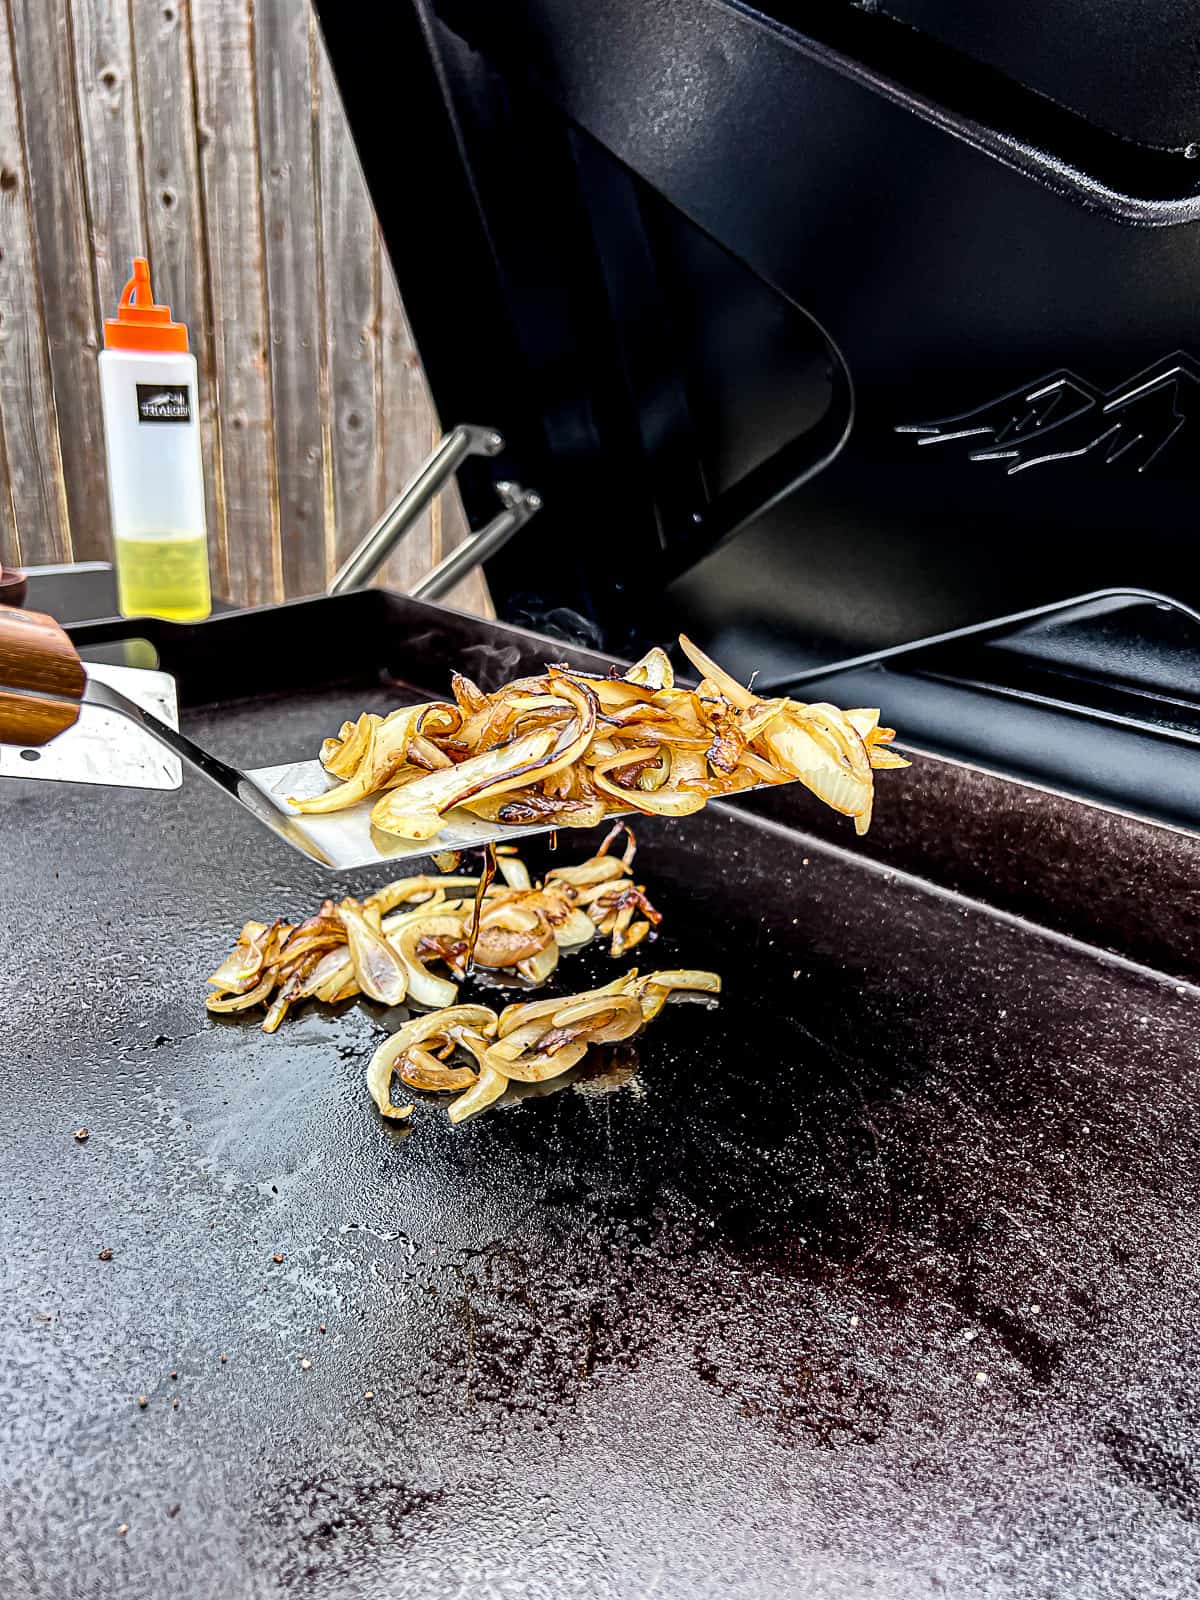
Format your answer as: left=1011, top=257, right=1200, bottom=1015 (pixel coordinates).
left=411, top=482, right=543, bottom=603
left=84, top=676, right=245, bottom=791
left=328, top=423, right=504, bottom=595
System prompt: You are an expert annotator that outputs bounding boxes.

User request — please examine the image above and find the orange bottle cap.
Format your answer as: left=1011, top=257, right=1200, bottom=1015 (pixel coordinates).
left=104, top=257, right=188, bottom=353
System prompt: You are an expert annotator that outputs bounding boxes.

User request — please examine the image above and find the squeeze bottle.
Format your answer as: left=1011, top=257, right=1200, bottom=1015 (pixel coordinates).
left=99, top=258, right=211, bottom=620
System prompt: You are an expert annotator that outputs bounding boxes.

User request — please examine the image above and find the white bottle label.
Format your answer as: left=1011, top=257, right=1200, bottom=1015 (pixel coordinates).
left=135, top=382, right=191, bottom=424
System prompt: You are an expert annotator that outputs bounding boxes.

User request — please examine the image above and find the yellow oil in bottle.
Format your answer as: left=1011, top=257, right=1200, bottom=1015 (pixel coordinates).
left=114, top=533, right=211, bottom=621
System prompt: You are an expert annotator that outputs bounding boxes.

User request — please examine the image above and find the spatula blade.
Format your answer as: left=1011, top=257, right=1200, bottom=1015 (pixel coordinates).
left=246, top=758, right=562, bottom=870
left=0, top=662, right=182, bottom=790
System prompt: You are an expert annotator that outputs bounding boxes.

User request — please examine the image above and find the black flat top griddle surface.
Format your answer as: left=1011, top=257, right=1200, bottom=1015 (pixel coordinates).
left=3, top=681, right=1199, bottom=1599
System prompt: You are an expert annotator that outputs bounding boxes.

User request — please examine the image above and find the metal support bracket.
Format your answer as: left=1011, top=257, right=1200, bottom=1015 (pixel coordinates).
left=411, top=481, right=543, bottom=602
left=327, top=423, right=541, bottom=597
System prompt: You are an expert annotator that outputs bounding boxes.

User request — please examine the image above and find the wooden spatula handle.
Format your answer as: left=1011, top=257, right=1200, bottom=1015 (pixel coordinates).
left=0, top=605, right=86, bottom=746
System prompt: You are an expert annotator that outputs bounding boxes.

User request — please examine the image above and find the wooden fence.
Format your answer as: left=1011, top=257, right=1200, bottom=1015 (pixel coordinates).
left=0, top=0, right=487, bottom=613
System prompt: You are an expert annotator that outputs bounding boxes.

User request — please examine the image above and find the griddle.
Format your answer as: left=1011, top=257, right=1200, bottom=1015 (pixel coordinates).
left=9, top=0, right=1200, bottom=1590
left=4, top=593, right=1200, bottom=1600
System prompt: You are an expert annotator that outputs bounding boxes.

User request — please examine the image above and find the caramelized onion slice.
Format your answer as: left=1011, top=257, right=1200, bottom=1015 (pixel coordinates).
left=555, top=908, right=597, bottom=948
left=464, top=674, right=598, bottom=804
left=390, top=913, right=464, bottom=1008
left=292, top=707, right=427, bottom=814
left=623, top=646, right=674, bottom=690
left=483, top=989, right=646, bottom=1084
left=677, top=634, right=757, bottom=710
left=614, top=917, right=651, bottom=956
left=367, top=1005, right=497, bottom=1118
left=371, top=875, right=479, bottom=917
left=366, top=1037, right=415, bottom=1116
left=484, top=1037, right=590, bottom=1083
left=447, top=1064, right=509, bottom=1123
left=337, top=899, right=408, bottom=1005
left=516, top=941, right=559, bottom=985
left=866, top=744, right=911, bottom=771
left=298, top=947, right=354, bottom=1003
left=321, top=712, right=380, bottom=778
left=624, top=967, right=721, bottom=1021
left=262, top=949, right=327, bottom=1034
left=545, top=856, right=626, bottom=888
left=471, top=908, right=554, bottom=970
left=497, top=973, right=631, bottom=1037
left=206, top=971, right=276, bottom=1013
left=398, top=1049, right=478, bottom=1092
left=550, top=994, right=644, bottom=1043
left=589, top=750, right=708, bottom=817
left=206, top=919, right=285, bottom=992
left=495, top=851, right=532, bottom=890
left=369, top=727, right=558, bottom=839
left=759, top=710, right=872, bottom=821
left=410, top=737, right=455, bottom=773
left=843, top=709, right=907, bottom=769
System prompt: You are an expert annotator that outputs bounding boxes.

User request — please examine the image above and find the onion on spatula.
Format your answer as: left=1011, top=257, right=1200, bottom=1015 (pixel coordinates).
left=299, top=634, right=905, bottom=843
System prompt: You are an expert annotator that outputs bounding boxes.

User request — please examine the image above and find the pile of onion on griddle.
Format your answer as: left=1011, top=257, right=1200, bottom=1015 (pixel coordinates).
left=290, top=634, right=908, bottom=841
left=206, top=828, right=720, bottom=1124
left=367, top=969, right=720, bottom=1125
left=205, top=829, right=658, bottom=1034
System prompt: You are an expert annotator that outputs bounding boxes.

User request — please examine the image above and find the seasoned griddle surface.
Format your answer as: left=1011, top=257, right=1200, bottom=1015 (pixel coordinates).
left=3, top=685, right=1199, bottom=1599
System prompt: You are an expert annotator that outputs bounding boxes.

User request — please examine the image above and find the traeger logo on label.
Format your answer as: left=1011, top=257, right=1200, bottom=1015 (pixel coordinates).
left=136, top=383, right=191, bottom=424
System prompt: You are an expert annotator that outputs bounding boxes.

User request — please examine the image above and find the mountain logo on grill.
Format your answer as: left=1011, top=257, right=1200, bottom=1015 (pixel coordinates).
left=895, top=353, right=1199, bottom=475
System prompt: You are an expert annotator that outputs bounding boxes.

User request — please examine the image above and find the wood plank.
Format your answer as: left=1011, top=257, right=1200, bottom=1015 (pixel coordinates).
left=67, top=0, right=145, bottom=317
left=8, top=0, right=110, bottom=560
left=0, top=372, right=17, bottom=564
left=0, top=410, right=16, bottom=567
left=316, top=43, right=379, bottom=577
left=189, top=0, right=279, bottom=605
left=129, top=0, right=225, bottom=597
left=0, top=0, right=487, bottom=605
left=253, top=0, right=329, bottom=598
left=378, top=256, right=490, bottom=614
left=378, top=257, right=435, bottom=591
left=436, top=476, right=494, bottom=618
left=0, top=0, right=71, bottom=565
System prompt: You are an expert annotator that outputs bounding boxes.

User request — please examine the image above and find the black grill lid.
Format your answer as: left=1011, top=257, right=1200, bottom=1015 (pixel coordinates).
left=879, top=0, right=1200, bottom=148
left=316, top=0, right=1200, bottom=826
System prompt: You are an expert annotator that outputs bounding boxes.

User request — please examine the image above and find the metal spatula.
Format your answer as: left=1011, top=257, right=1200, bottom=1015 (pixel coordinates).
left=0, top=606, right=632, bottom=869
left=0, top=421, right=573, bottom=868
